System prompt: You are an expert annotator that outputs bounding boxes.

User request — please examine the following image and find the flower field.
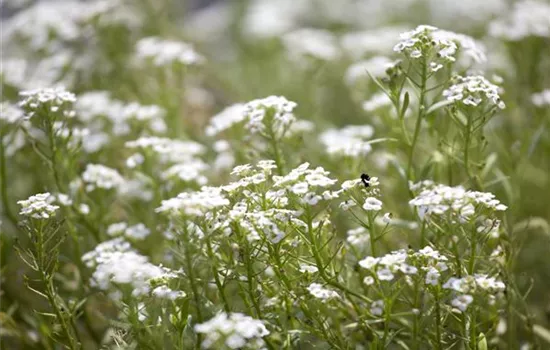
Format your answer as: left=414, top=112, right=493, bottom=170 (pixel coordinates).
left=1, top=0, right=550, bottom=349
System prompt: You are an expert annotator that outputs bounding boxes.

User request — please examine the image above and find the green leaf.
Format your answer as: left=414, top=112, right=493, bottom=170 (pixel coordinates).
left=400, top=92, right=410, bottom=120
left=477, top=333, right=488, bottom=350
left=534, top=325, right=550, bottom=344
left=426, top=99, right=454, bottom=115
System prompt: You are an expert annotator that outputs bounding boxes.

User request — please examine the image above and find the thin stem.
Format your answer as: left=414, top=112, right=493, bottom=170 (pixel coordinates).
left=407, top=57, right=428, bottom=181
left=0, top=134, right=18, bottom=226
left=434, top=288, right=442, bottom=350
left=205, top=237, right=230, bottom=313
left=182, top=224, right=203, bottom=349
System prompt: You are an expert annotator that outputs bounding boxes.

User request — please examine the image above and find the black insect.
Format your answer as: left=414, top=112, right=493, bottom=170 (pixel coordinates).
left=360, top=173, right=371, bottom=188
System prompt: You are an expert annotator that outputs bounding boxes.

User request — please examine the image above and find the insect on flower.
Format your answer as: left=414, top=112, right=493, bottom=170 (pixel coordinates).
left=360, top=173, right=371, bottom=188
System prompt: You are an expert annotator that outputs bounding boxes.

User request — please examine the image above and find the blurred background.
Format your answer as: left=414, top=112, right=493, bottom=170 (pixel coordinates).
left=1, top=0, right=550, bottom=348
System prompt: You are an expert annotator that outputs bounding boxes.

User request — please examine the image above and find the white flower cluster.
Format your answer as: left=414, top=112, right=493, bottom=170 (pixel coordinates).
left=431, top=30, right=487, bottom=64
left=82, top=238, right=181, bottom=299
left=135, top=37, right=205, bottom=67
left=205, top=103, right=247, bottom=137
left=363, top=197, right=383, bottom=211
left=359, top=250, right=418, bottom=282
left=443, top=75, right=505, bottom=110
left=74, top=92, right=167, bottom=144
left=443, top=274, right=506, bottom=312
left=19, top=87, right=76, bottom=118
left=194, top=313, right=270, bottom=349
left=489, top=0, right=550, bottom=41
left=411, top=246, right=450, bottom=286
left=125, top=136, right=205, bottom=164
left=409, top=182, right=507, bottom=220
left=161, top=161, right=209, bottom=186
left=532, top=90, right=550, bottom=107
left=4, top=0, right=134, bottom=52
left=394, top=25, right=486, bottom=65
left=221, top=161, right=338, bottom=242
left=156, top=187, right=230, bottom=217
left=282, top=28, right=340, bottom=62
left=346, top=227, right=370, bottom=247
left=243, top=96, right=297, bottom=135
left=394, top=25, right=457, bottom=62
left=319, top=125, right=375, bottom=157
left=307, top=283, right=340, bottom=302
left=345, top=56, right=394, bottom=86
left=81, top=164, right=125, bottom=192
left=272, top=162, right=338, bottom=204
left=0, top=102, right=25, bottom=124
left=107, top=222, right=151, bottom=240
left=360, top=246, right=449, bottom=286
left=17, top=193, right=59, bottom=219
left=341, top=27, right=406, bottom=60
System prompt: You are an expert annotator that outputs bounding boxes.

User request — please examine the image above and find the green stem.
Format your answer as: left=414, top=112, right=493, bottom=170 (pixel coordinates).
left=468, top=226, right=477, bottom=275
left=407, top=58, right=428, bottom=181
left=0, top=134, right=18, bottom=227
left=434, top=288, right=442, bottom=350
left=182, top=224, right=203, bottom=349
left=36, top=225, right=80, bottom=350
left=205, top=238, right=230, bottom=313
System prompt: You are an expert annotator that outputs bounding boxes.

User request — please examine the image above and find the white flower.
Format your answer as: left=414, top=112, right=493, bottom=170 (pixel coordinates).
left=0, top=102, right=25, bottom=124
left=243, top=96, right=297, bottom=136
left=205, top=103, right=247, bottom=136
left=194, top=313, right=270, bottom=349
left=363, top=197, right=382, bottom=211
left=363, top=276, right=375, bottom=285
left=532, top=90, right=550, bottom=107
left=344, top=56, right=393, bottom=86
left=135, top=37, right=204, bottom=66
left=283, top=28, right=340, bottom=62
left=125, top=137, right=205, bottom=164
left=156, top=186, right=230, bottom=217
left=82, top=238, right=178, bottom=299
left=443, top=75, right=505, bottom=110
left=231, top=164, right=253, bottom=176
left=291, top=182, right=309, bottom=195
left=162, top=161, right=209, bottom=185
left=489, top=0, right=550, bottom=41
left=151, top=286, right=186, bottom=300
left=305, top=171, right=337, bottom=188
left=339, top=200, right=356, bottom=211
left=451, top=294, right=474, bottom=312
left=370, top=300, right=384, bottom=316
left=346, top=227, right=370, bottom=246
left=107, top=222, right=128, bottom=237
left=17, top=193, right=59, bottom=219
left=377, top=268, right=395, bottom=281
left=19, top=87, right=76, bottom=118
left=78, top=204, right=90, bottom=215
left=382, top=213, right=392, bottom=224
left=359, top=256, right=380, bottom=270
left=307, top=283, right=339, bottom=302
left=362, top=93, right=392, bottom=112
left=257, top=160, right=278, bottom=172
left=341, top=179, right=361, bottom=190
left=319, top=125, right=374, bottom=158
left=425, top=267, right=441, bottom=285
left=394, top=25, right=487, bottom=65
left=81, top=164, right=125, bottom=192
left=126, top=153, right=145, bottom=168
left=302, top=193, right=321, bottom=206
left=125, top=223, right=151, bottom=240
left=410, top=182, right=507, bottom=218
left=299, top=264, right=318, bottom=274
